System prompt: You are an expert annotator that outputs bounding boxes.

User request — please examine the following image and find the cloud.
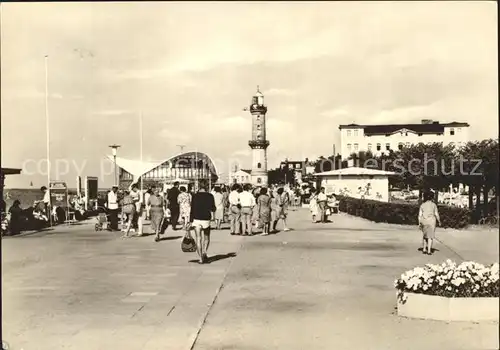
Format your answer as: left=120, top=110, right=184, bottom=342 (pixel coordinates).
left=231, top=149, right=251, bottom=157
left=320, top=107, right=352, bottom=119
left=92, top=110, right=133, bottom=117
left=158, top=128, right=191, bottom=144
left=207, top=115, right=248, bottom=132
left=266, top=88, right=296, bottom=96
left=2, top=90, right=65, bottom=100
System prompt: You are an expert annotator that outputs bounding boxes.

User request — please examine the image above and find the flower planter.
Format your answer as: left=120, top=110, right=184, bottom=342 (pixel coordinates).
left=397, top=292, right=499, bottom=322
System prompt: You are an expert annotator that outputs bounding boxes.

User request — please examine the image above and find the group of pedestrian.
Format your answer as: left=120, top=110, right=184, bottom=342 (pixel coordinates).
left=308, top=187, right=338, bottom=223
left=228, top=183, right=291, bottom=236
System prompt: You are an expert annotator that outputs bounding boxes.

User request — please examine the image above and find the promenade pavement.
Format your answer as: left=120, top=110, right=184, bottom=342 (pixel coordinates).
left=2, top=209, right=498, bottom=350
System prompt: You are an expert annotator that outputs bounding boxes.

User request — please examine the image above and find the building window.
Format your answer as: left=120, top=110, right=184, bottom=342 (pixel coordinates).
left=450, top=128, right=455, bottom=136
left=257, top=162, right=261, bottom=169
left=418, top=133, right=423, bottom=136
left=257, top=124, right=261, bottom=130
left=376, top=143, right=381, bottom=151
left=354, top=143, right=358, bottom=151
left=347, top=144, right=352, bottom=152
left=347, top=130, right=351, bottom=137
left=398, top=142, right=403, bottom=150
left=354, top=130, right=358, bottom=136
left=385, top=143, right=390, bottom=151
left=257, top=178, right=262, bottom=184
left=367, top=143, right=372, bottom=151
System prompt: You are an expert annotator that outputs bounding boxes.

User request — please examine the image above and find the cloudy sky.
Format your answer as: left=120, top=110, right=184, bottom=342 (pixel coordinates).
left=1, top=1, right=497, bottom=188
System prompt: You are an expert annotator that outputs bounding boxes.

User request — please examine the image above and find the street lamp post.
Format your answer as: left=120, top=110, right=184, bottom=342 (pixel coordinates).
left=109, top=145, right=121, bottom=187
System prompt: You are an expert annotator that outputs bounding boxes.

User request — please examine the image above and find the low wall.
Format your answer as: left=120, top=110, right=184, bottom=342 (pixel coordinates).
left=397, top=292, right=499, bottom=322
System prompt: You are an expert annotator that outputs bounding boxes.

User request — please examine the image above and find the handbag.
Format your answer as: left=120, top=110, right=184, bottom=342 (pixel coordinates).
left=181, top=231, right=197, bottom=253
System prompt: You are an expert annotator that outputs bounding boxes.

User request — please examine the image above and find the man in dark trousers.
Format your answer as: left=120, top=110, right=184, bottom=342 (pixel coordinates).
left=106, top=186, right=120, bottom=231
left=167, top=181, right=180, bottom=230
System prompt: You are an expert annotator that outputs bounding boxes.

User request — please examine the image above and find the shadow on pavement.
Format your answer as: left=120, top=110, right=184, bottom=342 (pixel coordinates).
left=207, top=252, right=237, bottom=263
left=188, top=252, right=237, bottom=264
left=7, top=227, right=55, bottom=238
left=160, top=235, right=183, bottom=241
left=417, top=247, right=441, bottom=253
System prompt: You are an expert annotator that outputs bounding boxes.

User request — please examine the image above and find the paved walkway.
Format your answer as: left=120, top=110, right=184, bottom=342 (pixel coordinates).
left=2, top=209, right=498, bottom=350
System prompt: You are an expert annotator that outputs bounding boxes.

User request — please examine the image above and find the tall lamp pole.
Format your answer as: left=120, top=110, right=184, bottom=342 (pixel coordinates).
left=109, top=145, right=121, bottom=187
left=45, top=54, right=52, bottom=227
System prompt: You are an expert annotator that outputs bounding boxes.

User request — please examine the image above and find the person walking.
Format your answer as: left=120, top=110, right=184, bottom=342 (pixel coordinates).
left=190, top=180, right=216, bottom=264
left=309, top=189, right=319, bottom=223
left=177, top=186, right=192, bottom=232
left=221, top=186, right=229, bottom=223
left=316, top=187, right=328, bottom=223
left=106, top=186, right=120, bottom=231
left=148, top=186, right=166, bottom=242
left=274, top=187, right=291, bottom=232
left=41, top=186, right=51, bottom=222
left=167, top=181, right=181, bottom=230
left=228, top=184, right=241, bottom=235
left=257, top=188, right=272, bottom=235
left=213, top=186, right=224, bottom=230
left=129, top=184, right=141, bottom=233
left=270, top=190, right=279, bottom=233
left=239, top=184, right=256, bottom=236
left=144, top=188, right=152, bottom=220
left=418, top=190, right=441, bottom=255
left=8, top=200, right=23, bottom=235
left=120, top=190, right=136, bottom=238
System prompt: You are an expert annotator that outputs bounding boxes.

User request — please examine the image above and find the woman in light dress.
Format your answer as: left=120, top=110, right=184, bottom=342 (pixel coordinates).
left=177, top=186, right=192, bottom=232
left=148, top=187, right=166, bottom=242
left=120, top=190, right=136, bottom=238
left=213, top=186, right=224, bottom=230
left=257, top=187, right=272, bottom=235
left=272, top=187, right=290, bottom=232
left=309, top=189, right=319, bottom=223
left=418, top=190, right=441, bottom=255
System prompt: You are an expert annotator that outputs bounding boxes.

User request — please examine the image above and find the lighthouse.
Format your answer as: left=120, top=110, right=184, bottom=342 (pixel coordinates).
left=248, top=86, right=269, bottom=186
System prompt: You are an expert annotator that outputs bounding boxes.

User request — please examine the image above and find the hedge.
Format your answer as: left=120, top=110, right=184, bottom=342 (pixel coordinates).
left=337, top=196, right=470, bottom=229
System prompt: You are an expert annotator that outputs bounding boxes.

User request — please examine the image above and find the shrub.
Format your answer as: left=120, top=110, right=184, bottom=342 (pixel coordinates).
left=395, top=260, right=499, bottom=300
left=337, top=195, right=470, bottom=229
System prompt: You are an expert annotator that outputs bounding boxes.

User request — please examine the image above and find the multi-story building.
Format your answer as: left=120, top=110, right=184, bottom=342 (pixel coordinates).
left=338, top=120, right=470, bottom=159
left=228, top=169, right=252, bottom=184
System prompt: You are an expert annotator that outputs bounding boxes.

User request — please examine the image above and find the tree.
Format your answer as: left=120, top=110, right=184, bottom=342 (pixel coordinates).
left=456, top=139, right=499, bottom=220
left=268, top=167, right=295, bottom=186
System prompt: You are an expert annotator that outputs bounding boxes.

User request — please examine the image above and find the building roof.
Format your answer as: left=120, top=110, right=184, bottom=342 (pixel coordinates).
left=315, top=167, right=396, bottom=176
left=106, top=151, right=219, bottom=180
left=338, top=121, right=469, bottom=134
left=1, top=167, right=22, bottom=175
left=240, top=169, right=252, bottom=175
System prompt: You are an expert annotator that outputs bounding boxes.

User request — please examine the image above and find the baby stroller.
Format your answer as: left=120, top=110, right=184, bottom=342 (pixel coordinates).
left=95, top=206, right=110, bottom=231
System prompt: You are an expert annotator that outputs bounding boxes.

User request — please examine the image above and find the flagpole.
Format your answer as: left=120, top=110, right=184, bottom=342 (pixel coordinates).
left=140, top=112, right=143, bottom=194
left=45, top=55, right=52, bottom=227
left=139, top=111, right=144, bottom=235
left=195, top=148, right=199, bottom=191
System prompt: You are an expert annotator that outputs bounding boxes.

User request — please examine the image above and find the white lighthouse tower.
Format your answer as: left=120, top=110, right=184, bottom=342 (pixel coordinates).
left=248, top=86, right=269, bottom=186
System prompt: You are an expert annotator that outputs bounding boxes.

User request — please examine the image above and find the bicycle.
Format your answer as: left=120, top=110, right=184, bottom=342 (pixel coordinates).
left=478, top=215, right=499, bottom=226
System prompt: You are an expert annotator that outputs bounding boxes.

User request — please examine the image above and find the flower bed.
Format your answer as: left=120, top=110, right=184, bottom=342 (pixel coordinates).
left=337, top=195, right=470, bottom=229
left=394, top=260, right=499, bottom=321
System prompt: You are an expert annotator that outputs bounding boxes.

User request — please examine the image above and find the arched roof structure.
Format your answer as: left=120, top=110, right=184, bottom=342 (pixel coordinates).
left=106, top=151, right=219, bottom=180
